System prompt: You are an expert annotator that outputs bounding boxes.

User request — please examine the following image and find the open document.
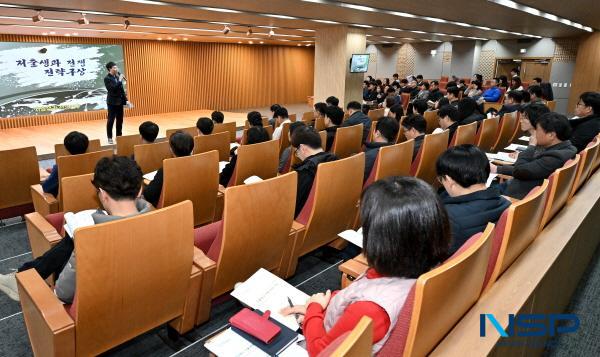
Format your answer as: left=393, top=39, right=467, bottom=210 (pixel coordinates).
left=63, top=209, right=102, bottom=237
left=338, top=228, right=363, bottom=248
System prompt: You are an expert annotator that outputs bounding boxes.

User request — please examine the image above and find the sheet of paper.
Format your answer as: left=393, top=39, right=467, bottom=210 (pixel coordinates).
left=230, top=143, right=240, bottom=150
left=63, top=209, right=98, bottom=237
left=518, top=135, right=530, bottom=141
left=143, top=170, right=157, bottom=181
left=504, top=144, right=527, bottom=152
left=338, top=228, right=363, bottom=248
left=204, top=328, right=269, bottom=357
left=243, top=175, right=263, bottom=185
left=486, top=174, right=498, bottom=188
left=486, top=152, right=516, bottom=164
left=279, top=342, right=309, bottom=357
left=219, top=161, right=228, bottom=174
left=231, top=268, right=309, bottom=331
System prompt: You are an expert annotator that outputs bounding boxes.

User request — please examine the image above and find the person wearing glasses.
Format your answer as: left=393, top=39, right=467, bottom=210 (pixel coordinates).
left=570, top=92, right=600, bottom=153
left=0, top=156, right=151, bottom=302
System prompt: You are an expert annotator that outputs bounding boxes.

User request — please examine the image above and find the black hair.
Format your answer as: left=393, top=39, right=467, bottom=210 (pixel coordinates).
left=437, top=97, right=450, bottom=108
left=528, top=85, right=543, bottom=98
left=510, top=76, right=522, bottom=90
left=247, top=111, right=263, bottom=127
left=446, top=81, right=457, bottom=88
left=375, top=116, right=399, bottom=142
left=521, top=103, right=550, bottom=127
left=386, top=87, right=396, bottom=94
left=421, top=82, right=430, bottom=90
left=247, top=126, right=270, bottom=144
left=446, top=86, right=460, bottom=98
left=474, top=74, right=483, bottom=82
left=511, top=67, right=520, bottom=74
left=169, top=131, right=194, bottom=157
left=439, top=105, right=459, bottom=123
left=196, top=117, right=214, bottom=135
left=393, top=73, right=399, bottom=78
left=139, top=121, right=159, bottom=143
left=402, top=114, right=426, bottom=134
left=289, top=121, right=306, bottom=137
left=521, top=90, right=531, bottom=103
left=389, top=104, right=404, bottom=121
left=105, top=61, right=117, bottom=71
left=325, top=105, right=344, bottom=126
left=361, top=176, right=450, bottom=278
left=457, top=98, right=478, bottom=120
left=274, top=107, right=289, bottom=119
left=436, top=144, right=489, bottom=188
left=346, top=101, right=362, bottom=111
left=291, top=126, right=322, bottom=150
left=472, top=80, right=482, bottom=90
left=507, top=90, right=524, bottom=103
left=211, top=111, right=224, bottom=124
left=579, top=92, right=600, bottom=114
left=326, top=96, right=339, bottom=107
left=536, top=112, right=572, bottom=141
left=533, top=77, right=543, bottom=83
left=92, top=156, right=142, bottom=200
left=431, top=80, right=439, bottom=86
left=270, top=104, right=281, bottom=112
left=361, top=104, right=370, bottom=115
left=400, top=78, right=408, bottom=84
left=314, top=102, right=327, bottom=116
left=416, top=74, right=423, bottom=80
left=64, top=131, right=89, bottom=155
left=412, top=99, right=428, bottom=116
left=459, top=79, right=466, bottom=85
left=385, top=97, right=396, bottom=109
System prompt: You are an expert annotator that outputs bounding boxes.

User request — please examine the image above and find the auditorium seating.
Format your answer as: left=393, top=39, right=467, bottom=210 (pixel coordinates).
left=316, top=316, right=373, bottom=357
left=490, top=112, right=518, bottom=152
left=30, top=149, right=113, bottom=217
left=301, top=111, right=314, bottom=124
left=448, top=121, right=477, bottom=147
left=158, top=151, right=219, bottom=226
left=546, top=100, right=557, bottom=111
left=539, top=157, right=580, bottom=230
left=332, top=124, right=363, bottom=159
left=410, top=130, right=450, bottom=185
left=423, top=110, right=439, bottom=134
left=401, top=93, right=411, bottom=112
left=507, top=111, right=524, bottom=145
left=363, top=141, right=414, bottom=188
left=314, top=117, right=326, bottom=131
left=213, top=122, right=237, bottom=143
left=568, top=139, right=600, bottom=200
left=116, top=134, right=141, bottom=157
left=17, top=201, right=201, bottom=356
left=133, top=141, right=171, bottom=174
left=367, top=108, right=384, bottom=122
left=0, top=146, right=40, bottom=219
left=55, top=139, right=101, bottom=158
left=278, top=122, right=291, bottom=155
left=240, top=126, right=273, bottom=144
left=193, top=131, right=230, bottom=161
left=474, top=117, right=499, bottom=152
left=244, top=117, right=269, bottom=129
left=227, top=140, right=279, bottom=186
left=166, top=126, right=197, bottom=139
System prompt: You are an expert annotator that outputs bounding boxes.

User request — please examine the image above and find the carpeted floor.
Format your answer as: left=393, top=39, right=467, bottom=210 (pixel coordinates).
left=1, top=216, right=598, bottom=356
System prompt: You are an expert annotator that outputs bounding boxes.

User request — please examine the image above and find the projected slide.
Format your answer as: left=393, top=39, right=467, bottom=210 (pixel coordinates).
left=0, top=42, right=125, bottom=118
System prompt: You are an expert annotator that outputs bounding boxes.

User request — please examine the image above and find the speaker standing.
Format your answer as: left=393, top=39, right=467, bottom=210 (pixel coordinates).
left=104, top=61, right=130, bottom=144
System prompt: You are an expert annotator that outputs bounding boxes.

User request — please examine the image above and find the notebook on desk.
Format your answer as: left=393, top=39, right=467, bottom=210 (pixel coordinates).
left=232, top=310, right=299, bottom=356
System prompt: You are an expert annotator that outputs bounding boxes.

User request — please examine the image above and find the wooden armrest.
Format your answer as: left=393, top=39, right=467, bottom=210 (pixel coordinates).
left=26, top=212, right=63, bottom=258
left=290, top=221, right=305, bottom=233
left=192, top=246, right=217, bottom=326
left=16, top=269, right=75, bottom=357
left=30, top=184, right=59, bottom=217
left=354, top=254, right=368, bottom=265
left=492, top=160, right=515, bottom=166
left=193, top=246, right=216, bottom=271
left=339, top=258, right=369, bottom=278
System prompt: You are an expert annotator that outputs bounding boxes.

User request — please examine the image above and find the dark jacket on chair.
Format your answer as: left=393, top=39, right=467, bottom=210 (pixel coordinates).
left=569, top=114, right=600, bottom=153
left=219, top=147, right=239, bottom=187
left=497, top=141, right=577, bottom=199
left=325, top=126, right=339, bottom=152
left=42, top=165, right=59, bottom=197
left=412, top=135, right=425, bottom=161
left=104, top=73, right=127, bottom=106
left=441, top=188, right=510, bottom=255
left=342, top=111, right=371, bottom=143
left=142, top=168, right=163, bottom=207
left=460, top=112, right=485, bottom=126
left=293, top=152, right=338, bottom=217
left=363, top=142, right=393, bottom=181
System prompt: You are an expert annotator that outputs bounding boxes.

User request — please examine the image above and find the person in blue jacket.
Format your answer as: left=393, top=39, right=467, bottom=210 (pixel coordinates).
left=480, top=78, right=502, bottom=103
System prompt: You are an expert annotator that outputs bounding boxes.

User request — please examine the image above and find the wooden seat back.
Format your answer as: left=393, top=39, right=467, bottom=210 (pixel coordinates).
left=55, top=139, right=101, bottom=159
left=332, top=124, right=363, bottom=159
left=593, top=135, right=600, bottom=172
left=364, top=141, right=414, bottom=188
left=569, top=139, right=600, bottom=200
left=540, top=156, right=580, bottom=231
left=423, top=110, right=439, bottom=134
left=401, top=93, right=411, bottom=112
left=368, top=108, right=384, bottom=122
left=214, top=173, right=297, bottom=297
left=161, top=151, right=219, bottom=226
left=317, top=317, right=373, bottom=357
left=232, top=140, right=279, bottom=186
left=484, top=180, right=549, bottom=291
left=0, top=146, right=39, bottom=211
left=193, top=132, right=230, bottom=161
left=289, top=113, right=297, bottom=122
left=410, top=130, right=449, bottom=185
left=244, top=118, right=270, bottom=129
left=302, top=111, right=314, bottom=123
left=296, top=153, right=364, bottom=256
left=73, top=201, right=194, bottom=356
left=166, top=126, right=197, bottom=139
left=116, top=134, right=141, bottom=158
left=315, top=117, right=326, bottom=131
left=491, top=112, right=518, bottom=152
left=133, top=141, right=172, bottom=174
left=546, top=100, right=556, bottom=111
left=507, top=111, right=524, bottom=145
left=474, top=117, right=499, bottom=152
left=61, top=173, right=100, bottom=213
left=278, top=122, right=291, bottom=155
left=448, top=121, right=477, bottom=147
left=213, top=122, right=237, bottom=143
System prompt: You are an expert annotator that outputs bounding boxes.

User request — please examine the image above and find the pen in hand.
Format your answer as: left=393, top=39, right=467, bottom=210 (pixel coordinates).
left=287, top=296, right=300, bottom=321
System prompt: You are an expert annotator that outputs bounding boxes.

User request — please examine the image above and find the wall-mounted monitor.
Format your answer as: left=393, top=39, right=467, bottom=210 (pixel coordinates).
left=349, top=54, right=369, bottom=73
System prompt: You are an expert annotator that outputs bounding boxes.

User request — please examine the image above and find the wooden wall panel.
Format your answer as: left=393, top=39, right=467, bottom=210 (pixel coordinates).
left=0, top=35, right=315, bottom=129
left=568, top=32, right=600, bottom=112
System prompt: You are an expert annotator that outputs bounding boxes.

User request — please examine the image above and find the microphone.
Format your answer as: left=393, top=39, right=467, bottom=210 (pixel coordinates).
left=117, top=71, right=127, bottom=81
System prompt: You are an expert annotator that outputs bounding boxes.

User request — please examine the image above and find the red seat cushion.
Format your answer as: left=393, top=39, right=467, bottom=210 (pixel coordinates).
left=45, top=212, right=65, bottom=236
left=194, top=220, right=223, bottom=263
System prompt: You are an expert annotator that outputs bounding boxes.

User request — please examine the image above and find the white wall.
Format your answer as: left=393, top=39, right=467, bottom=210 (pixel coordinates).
left=413, top=42, right=452, bottom=79
left=450, top=40, right=477, bottom=78
left=365, top=44, right=400, bottom=79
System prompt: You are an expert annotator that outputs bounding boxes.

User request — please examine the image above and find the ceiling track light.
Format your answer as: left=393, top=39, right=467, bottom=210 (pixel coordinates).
left=77, top=13, right=89, bottom=25
left=268, top=29, right=275, bottom=38
left=124, top=17, right=130, bottom=30
left=32, top=10, right=43, bottom=23
left=246, top=27, right=253, bottom=36
left=223, top=25, right=230, bottom=34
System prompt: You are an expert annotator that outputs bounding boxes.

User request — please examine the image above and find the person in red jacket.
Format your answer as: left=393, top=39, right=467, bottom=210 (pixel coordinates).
left=281, top=176, right=450, bottom=355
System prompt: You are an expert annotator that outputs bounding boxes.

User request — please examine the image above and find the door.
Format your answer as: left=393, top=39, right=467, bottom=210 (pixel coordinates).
left=520, top=60, right=551, bottom=82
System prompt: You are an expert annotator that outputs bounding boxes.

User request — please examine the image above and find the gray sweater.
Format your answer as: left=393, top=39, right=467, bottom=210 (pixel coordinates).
left=54, top=199, right=152, bottom=303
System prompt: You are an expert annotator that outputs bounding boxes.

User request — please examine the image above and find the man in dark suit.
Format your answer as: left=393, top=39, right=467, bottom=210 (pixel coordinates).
left=343, top=101, right=371, bottom=143
left=401, top=114, right=426, bottom=161
left=104, top=61, right=128, bottom=144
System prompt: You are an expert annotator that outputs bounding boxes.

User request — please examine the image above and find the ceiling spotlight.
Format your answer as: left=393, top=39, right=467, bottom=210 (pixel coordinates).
left=49, top=31, right=56, bottom=35
left=77, top=13, right=89, bottom=25
left=249, top=40, right=254, bottom=44
left=246, top=27, right=253, bottom=36
left=32, top=10, right=43, bottom=23
left=520, top=48, right=527, bottom=53
left=72, top=32, right=78, bottom=36
left=124, top=18, right=131, bottom=30
left=42, top=32, right=48, bottom=36
left=268, top=29, right=275, bottom=38
left=223, top=25, right=230, bottom=34
left=157, top=37, right=162, bottom=40
left=183, top=37, right=188, bottom=41
left=259, top=41, right=264, bottom=44
left=430, top=49, right=437, bottom=56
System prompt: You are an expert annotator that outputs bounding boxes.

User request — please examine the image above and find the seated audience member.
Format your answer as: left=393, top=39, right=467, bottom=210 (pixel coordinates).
left=326, top=96, right=340, bottom=107
left=507, top=76, right=523, bottom=94
left=416, top=74, right=424, bottom=86
left=375, top=85, right=386, bottom=105
left=343, top=101, right=372, bottom=143
left=570, top=91, right=600, bottom=153
left=473, top=73, right=483, bottom=83
left=392, top=73, right=400, bottom=86
left=220, top=126, right=270, bottom=187
left=272, top=107, right=291, bottom=140
left=436, top=105, right=460, bottom=144
left=534, top=77, right=554, bottom=101
left=143, top=131, right=194, bottom=207
left=211, top=111, right=225, bottom=124
left=479, top=79, right=502, bottom=103
left=268, top=104, right=281, bottom=127
left=495, top=90, right=524, bottom=118
left=291, top=127, right=337, bottom=217
left=521, top=90, right=531, bottom=104
left=383, top=97, right=396, bottom=117
left=458, top=98, right=484, bottom=125
left=0, top=156, right=150, bottom=302
left=457, top=79, right=467, bottom=93
left=139, top=121, right=159, bottom=144
left=386, top=87, right=401, bottom=106
left=43, top=131, right=89, bottom=197
left=414, top=82, right=430, bottom=101
left=528, top=85, right=544, bottom=104
left=518, top=103, right=551, bottom=147
left=389, top=104, right=404, bottom=123
left=364, top=82, right=378, bottom=104
left=407, top=80, right=420, bottom=99
left=362, top=81, right=370, bottom=101
left=428, top=80, right=444, bottom=103
left=445, top=86, right=460, bottom=108
left=498, top=75, right=509, bottom=89
left=279, top=122, right=307, bottom=173
left=464, top=80, right=482, bottom=100
left=510, top=68, right=519, bottom=78
left=435, top=96, right=450, bottom=110
left=281, top=176, right=450, bottom=355
left=196, top=117, right=214, bottom=136
left=399, top=78, right=411, bottom=93
left=531, top=77, right=542, bottom=86
left=437, top=145, right=510, bottom=254
left=314, top=102, right=327, bottom=123
left=363, top=117, right=400, bottom=180
left=409, top=99, right=428, bottom=116
left=361, top=104, right=371, bottom=116
left=324, top=105, right=345, bottom=151
left=402, top=114, right=427, bottom=160
left=492, top=113, right=577, bottom=199
left=247, top=111, right=264, bottom=128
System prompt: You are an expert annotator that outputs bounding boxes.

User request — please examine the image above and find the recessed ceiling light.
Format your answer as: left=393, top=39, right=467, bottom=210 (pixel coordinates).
left=183, top=37, right=188, bottom=40
left=297, top=44, right=301, bottom=46
left=259, top=41, right=264, bottom=44
left=42, top=32, right=48, bottom=35
left=157, top=37, right=162, bottom=40
left=173, top=38, right=177, bottom=41
left=305, top=43, right=311, bottom=46
left=248, top=40, right=253, bottom=44
left=341, top=3, right=376, bottom=11
left=237, top=41, right=242, bottom=43
left=198, top=6, right=241, bottom=13
left=64, top=33, right=71, bottom=36
left=264, top=14, right=297, bottom=20
left=352, top=24, right=373, bottom=28
left=297, top=29, right=315, bottom=32
left=72, top=32, right=78, bottom=36
left=382, top=36, right=395, bottom=39
left=312, top=19, right=339, bottom=24
left=49, top=31, right=55, bottom=35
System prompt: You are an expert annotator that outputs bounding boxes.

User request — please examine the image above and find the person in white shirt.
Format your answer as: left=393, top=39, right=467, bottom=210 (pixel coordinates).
left=272, top=107, right=292, bottom=140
